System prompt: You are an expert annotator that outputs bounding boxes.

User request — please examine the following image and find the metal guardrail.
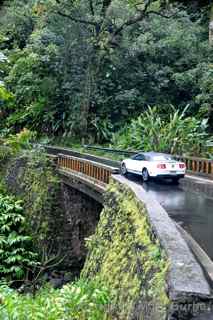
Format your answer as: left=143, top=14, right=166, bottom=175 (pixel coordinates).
left=58, top=153, right=119, bottom=184
left=206, top=142, right=213, bottom=147
left=84, top=145, right=137, bottom=156
left=43, top=144, right=213, bottom=179
left=43, top=145, right=120, bottom=168
left=84, top=145, right=213, bottom=179
left=175, top=155, right=213, bottom=178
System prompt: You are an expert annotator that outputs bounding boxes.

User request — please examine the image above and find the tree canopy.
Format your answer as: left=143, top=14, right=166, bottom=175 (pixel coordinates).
left=0, top=0, right=212, bottom=145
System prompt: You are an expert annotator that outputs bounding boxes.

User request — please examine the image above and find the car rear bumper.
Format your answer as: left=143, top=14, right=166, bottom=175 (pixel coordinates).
left=154, top=174, right=185, bottom=179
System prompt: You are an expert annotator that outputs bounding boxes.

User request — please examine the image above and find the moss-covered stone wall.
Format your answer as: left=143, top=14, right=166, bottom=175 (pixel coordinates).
left=1, top=149, right=102, bottom=272
left=4, top=150, right=63, bottom=257
left=82, top=180, right=169, bottom=320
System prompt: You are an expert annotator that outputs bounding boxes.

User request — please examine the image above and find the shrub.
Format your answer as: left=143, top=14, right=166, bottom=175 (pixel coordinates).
left=111, top=106, right=212, bottom=156
left=0, top=85, right=13, bottom=106
left=4, top=128, right=36, bottom=152
left=0, top=279, right=110, bottom=320
left=0, top=145, right=12, bottom=164
left=0, top=194, right=38, bottom=281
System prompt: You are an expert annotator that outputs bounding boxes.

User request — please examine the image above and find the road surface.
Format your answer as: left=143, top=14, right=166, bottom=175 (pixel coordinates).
left=126, top=173, right=213, bottom=261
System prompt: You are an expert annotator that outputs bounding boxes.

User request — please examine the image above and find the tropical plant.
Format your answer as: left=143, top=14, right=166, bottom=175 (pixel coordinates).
left=0, top=85, right=14, bottom=129
left=0, top=279, right=110, bottom=320
left=111, top=106, right=211, bottom=155
left=4, top=128, right=36, bottom=152
left=0, top=194, right=38, bottom=281
left=90, top=118, right=113, bottom=143
left=0, top=85, right=13, bottom=103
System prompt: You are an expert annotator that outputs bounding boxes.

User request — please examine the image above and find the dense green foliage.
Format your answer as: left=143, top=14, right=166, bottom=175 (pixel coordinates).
left=82, top=180, right=169, bottom=319
left=0, top=0, right=212, bottom=147
left=0, top=194, right=38, bottom=281
left=4, top=128, right=36, bottom=152
left=111, top=106, right=211, bottom=155
left=0, top=280, right=110, bottom=320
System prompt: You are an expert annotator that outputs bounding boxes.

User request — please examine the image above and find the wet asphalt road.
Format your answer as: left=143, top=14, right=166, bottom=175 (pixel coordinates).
left=126, top=173, right=213, bottom=261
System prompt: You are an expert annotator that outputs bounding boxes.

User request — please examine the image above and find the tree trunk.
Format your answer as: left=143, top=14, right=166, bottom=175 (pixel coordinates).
left=209, top=4, right=213, bottom=45
left=80, top=67, right=93, bottom=143
left=80, top=53, right=98, bottom=143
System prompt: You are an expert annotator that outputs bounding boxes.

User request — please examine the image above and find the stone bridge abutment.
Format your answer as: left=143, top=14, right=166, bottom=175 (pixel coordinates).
left=59, top=181, right=102, bottom=270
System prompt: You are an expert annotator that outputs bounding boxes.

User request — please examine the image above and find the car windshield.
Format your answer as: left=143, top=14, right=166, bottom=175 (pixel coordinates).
left=151, top=155, right=174, bottom=161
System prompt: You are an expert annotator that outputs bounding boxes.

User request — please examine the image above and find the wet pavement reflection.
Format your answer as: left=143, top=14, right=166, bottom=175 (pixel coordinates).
left=126, top=173, right=213, bottom=260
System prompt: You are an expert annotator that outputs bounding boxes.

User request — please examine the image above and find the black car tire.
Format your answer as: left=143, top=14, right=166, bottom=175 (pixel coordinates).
left=142, top=168, right=149, bottom=182
left=121, top=163, right=127, bottom=176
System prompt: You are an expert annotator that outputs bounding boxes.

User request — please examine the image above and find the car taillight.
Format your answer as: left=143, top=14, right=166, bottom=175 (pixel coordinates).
left=179, top=163, right=185, bottom=169
left=157, top=164, right=166, bottom=169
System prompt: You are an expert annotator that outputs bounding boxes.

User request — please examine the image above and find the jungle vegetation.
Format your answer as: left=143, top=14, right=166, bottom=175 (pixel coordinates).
left=0, top=0, right=212, bottom=153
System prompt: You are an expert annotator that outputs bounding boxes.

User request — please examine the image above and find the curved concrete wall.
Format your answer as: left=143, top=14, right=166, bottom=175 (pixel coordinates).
left=112, top=175, right=213, bottom=318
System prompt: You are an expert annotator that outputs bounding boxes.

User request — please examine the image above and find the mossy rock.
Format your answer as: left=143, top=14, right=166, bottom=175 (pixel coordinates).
left=4, top=150, right=63, bottom=256
left=82, top=180, right=169, bottom=320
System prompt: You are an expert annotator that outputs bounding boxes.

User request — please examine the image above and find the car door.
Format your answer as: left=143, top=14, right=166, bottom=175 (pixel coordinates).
left=129, top=154, right=146, bottom=174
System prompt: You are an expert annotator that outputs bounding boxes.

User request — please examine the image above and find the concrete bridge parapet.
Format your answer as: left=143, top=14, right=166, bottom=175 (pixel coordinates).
left=112, top=175, right=212, bottom=304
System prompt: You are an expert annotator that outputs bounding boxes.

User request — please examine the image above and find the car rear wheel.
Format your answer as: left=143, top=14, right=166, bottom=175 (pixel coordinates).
left=142, top=168, right=149, bottom=182
left=121, top=163, right=127, bottom=176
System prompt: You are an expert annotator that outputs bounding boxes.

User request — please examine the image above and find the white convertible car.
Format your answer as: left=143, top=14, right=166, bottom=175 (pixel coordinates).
left=121, top=152, right=186, bottom=182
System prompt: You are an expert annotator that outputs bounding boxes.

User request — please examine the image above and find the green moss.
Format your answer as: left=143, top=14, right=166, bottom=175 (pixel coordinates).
left=0, top=145, right=14, bottom=194
left=21, top=151, right=60, bottom=241
left=4, top=150, right=62, bottom=256
left=82, top=180, right=169, bottom=319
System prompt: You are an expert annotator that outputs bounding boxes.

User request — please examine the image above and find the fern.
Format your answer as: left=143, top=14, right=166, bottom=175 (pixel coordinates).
left=0, top=194, right=38, bottom=281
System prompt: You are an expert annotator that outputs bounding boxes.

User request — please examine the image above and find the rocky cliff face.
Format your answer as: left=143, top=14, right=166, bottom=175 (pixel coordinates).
left=59, top=183, right=102, bottom=269
left=4, top=150, right=102, bottom=274
left=210, top=5, right=213, bottom=44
